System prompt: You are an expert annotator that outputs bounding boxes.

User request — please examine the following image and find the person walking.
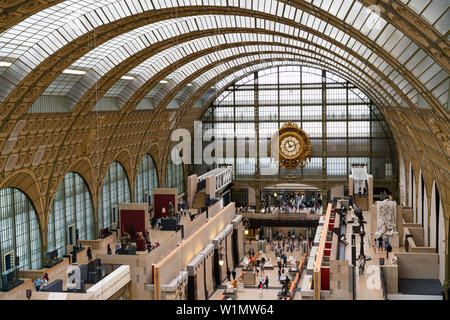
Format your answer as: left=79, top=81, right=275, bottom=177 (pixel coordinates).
left=115, top=241, right=120, bottom=255
left=377, top=236, right=383, bottom=251
left=86, top=246, right=92, bottom=262
left=373, top=237, right=377, bottom=254
left=383, top=235, right=390, bottom=251
left=107, top=243, right=112, bottom=255
left=264, top=276, right=269, bottom=289
left=386, top=243, right=392, bottom=260
left=34, top=277, right=42, bottom=291
left=278, top=269, right=281, bottom=281
left=226, top=268, right=231, bottom=281
left=358, top=256, right=365, bottom=276
left=277, top=255, right=281, bottom=269
left=231, top=269, right=236, bottom=280
left=283, top=254, right=287, bottom=267
left=42, top=276, right=48, bottom=289
left=258, top=275, right=264, bottom=289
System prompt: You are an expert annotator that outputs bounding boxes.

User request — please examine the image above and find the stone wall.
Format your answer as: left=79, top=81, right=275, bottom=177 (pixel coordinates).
left=396, top=253, right=439, bottom=279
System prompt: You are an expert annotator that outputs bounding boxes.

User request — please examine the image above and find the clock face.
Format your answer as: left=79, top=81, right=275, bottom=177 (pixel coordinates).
left=280, top=134, right=302, bottom=159
left=270, top=121, right=311, bottom=170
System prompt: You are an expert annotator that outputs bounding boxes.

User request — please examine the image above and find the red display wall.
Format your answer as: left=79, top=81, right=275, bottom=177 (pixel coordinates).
left=321, top=267, right=330, bottom=290
left=154, top=194, right=176, bottom=219
left=120, top=209, right=146, bottom=240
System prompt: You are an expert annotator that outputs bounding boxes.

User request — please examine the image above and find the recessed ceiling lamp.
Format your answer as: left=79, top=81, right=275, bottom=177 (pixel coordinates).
left=0, top=61, right=12, bottom=67
left=63, top=69, right=86, bottom=75
left=121, top=75, right=134, bottom=80
left=187, top=83, right=192, bottom=86
left=160, top=80, right=168, bottom=84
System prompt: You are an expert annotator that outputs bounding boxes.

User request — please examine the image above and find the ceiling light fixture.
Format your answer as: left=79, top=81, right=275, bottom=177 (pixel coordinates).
left=63, top=69, right=86, bottom=75
left=0, top=61, right=12, bottom=67
left=121, top=76, right=134, bottom=80
left=160, top=80, right=168, bottom=84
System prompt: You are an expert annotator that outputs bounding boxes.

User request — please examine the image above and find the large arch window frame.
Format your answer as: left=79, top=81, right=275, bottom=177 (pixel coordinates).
left=98, top=161, right=131, bottom=232
left=47, top=172, right=95, bottom=257
left=200, top=65, right=396, bottom=182
left=135, top=154, right=159, bottom=204
left=0, top=188, right=42, bottom=272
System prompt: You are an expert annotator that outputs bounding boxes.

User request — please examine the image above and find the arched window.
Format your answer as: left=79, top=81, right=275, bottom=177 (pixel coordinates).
left=0, top=188, right=42, bottom=272
left=47, top=172, right=94, bottom=257
left=135, top=154, right=159, bottom=203
left=166, top=158, right=185, bottom=195
left=98, top=162, right=131, bottom=232
left=202, top=66, right=396, bottom=180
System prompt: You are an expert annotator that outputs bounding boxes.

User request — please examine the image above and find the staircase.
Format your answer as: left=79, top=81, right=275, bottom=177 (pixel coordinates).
left=192, top=189, right=206, bottom=209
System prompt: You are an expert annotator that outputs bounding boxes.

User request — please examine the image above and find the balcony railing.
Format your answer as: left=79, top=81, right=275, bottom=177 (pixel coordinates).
left=0, top=265, right=23, bottom=292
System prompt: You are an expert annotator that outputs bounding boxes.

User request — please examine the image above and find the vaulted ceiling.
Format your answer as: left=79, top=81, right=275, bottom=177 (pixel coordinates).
left=0, top=1, right=448, bottom=223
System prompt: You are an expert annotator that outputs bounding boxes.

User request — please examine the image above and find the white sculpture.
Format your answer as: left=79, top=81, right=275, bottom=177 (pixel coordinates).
left=376, top=200, right=397, bottom=236
left=242, top=257, right=249, bottom=269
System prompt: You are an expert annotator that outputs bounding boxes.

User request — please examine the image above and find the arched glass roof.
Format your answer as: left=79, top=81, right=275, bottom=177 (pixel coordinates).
left=0, top=0, right=448, bottom=121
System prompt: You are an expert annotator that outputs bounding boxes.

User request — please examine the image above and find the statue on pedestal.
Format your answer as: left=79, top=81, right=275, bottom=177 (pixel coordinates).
left=120, top=231, right=132, bottom=250
left=376, top=200, right=397, bottom=237
left=168, top=202, right=175, bottom=219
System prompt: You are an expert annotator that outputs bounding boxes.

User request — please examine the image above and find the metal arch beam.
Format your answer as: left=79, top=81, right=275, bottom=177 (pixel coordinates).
left=0, top=6, right=446, bottom=135
left=152, top=58, right=394, bottom=169
left=0, top=0, right=65, bottom=32
left=71, top=29, right=391, bottom=116
left=57, top=41, right=393, bottom=209
left=23, top=23, right=410, bottom=205
left=2, top=0, right=447, bottom=69
left=107, top=51, right=393, bottom=189
left=122, top=39, right=393, bottom=113
left=132, top=53, right=396, bottom=174
left=360, top=0, right=449, bottom=62
left=159, top=59, right=448, bottom=172
left=142, top=52, right=389, bottom=114
left=286, top=0, right=449, bottom=73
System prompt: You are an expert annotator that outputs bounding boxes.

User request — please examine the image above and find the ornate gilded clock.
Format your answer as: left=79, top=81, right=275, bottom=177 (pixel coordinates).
left=272, top=121, right=311, bottom=170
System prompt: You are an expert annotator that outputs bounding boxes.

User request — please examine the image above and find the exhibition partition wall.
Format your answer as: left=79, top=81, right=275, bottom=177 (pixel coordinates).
left=200, top=244, right=215, bottom=299
left=154, top=202, right=235, bottom=299
left=232, top=215, right=245, bottom=266
left=153, top=188, right=177, bottom=219
left=120, top=210, right=146, bottom=240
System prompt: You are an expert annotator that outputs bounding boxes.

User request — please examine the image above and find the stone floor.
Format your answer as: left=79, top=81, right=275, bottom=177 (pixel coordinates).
left=209, top=240, right=307, bottom=300
left=342, top=210, right=404, bottom=300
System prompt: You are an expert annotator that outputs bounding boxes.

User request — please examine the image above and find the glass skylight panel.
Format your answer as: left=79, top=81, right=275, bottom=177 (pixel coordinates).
left=419, top=63, right=441, bottom=85
left=407, top=0, right=431, bottom=14
left=412, top=56, right=434, bottom=78
left=352, top=4, right=372, bottom=31
left=0, top=0, right=426, bottom=111
left=426, top=70, right=448, bottom=91
left=433, top=8, right=449, bottom=34
left=421, top=0, right=449, bottom=26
